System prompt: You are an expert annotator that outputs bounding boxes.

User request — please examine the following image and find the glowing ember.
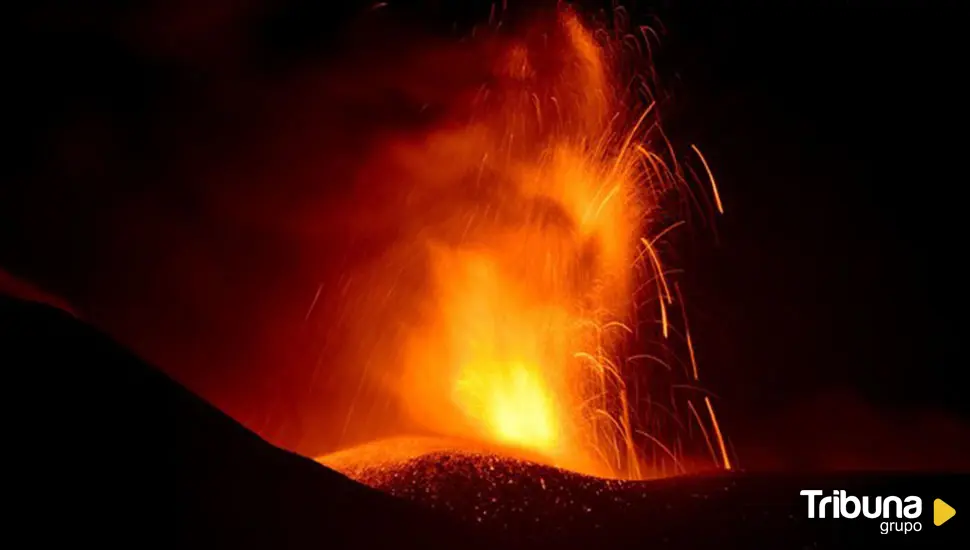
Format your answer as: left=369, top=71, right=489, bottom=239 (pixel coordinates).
left=317, top=6, right=729, bottom=481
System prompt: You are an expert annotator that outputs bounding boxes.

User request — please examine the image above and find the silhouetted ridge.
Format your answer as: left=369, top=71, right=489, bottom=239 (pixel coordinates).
left=0, top=294, right=490, bottom=549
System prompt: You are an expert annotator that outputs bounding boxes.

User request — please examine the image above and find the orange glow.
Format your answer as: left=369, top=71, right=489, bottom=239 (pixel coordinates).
left=316, top=7, right=730, bottom=481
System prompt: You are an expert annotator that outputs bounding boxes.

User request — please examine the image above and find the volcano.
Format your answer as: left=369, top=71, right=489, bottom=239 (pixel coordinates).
left=2, top=291, right=962, bottom=549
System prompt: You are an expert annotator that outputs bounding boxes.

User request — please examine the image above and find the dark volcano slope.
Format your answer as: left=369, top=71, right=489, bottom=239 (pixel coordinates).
left=0, top=294, right=492, bottom=549
left=331, top=450, right=966, bottom=549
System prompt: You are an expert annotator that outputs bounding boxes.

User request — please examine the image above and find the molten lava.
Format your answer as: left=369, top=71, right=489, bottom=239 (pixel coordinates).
left=317, top=7, right=728, bottom=481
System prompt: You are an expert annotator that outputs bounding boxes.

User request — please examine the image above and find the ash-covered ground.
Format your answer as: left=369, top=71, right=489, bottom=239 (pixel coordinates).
left=322, top=438, right=965, bottom=548
left=329, top=442, right=739, bottom=536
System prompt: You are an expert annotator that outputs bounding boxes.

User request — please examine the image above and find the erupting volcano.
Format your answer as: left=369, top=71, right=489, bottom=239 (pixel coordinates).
left=316, top=6, right=727, bottom=482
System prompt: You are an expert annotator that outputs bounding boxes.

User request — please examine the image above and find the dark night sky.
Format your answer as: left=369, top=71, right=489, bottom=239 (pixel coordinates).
left=5, top=1, right=967, bottom=470
left=656, top=2, right=966, bottom=467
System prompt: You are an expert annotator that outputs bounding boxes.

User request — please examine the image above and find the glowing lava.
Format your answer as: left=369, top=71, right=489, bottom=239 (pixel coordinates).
left=317, top=6, right=729, bottom=481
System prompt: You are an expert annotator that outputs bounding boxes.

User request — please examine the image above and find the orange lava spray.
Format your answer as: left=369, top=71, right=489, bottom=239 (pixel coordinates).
left=318, top=5, right=729, bottom=481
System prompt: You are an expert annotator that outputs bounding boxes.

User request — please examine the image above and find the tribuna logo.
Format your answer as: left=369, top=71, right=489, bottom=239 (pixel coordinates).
left=800, top=490, right=923, bottom=534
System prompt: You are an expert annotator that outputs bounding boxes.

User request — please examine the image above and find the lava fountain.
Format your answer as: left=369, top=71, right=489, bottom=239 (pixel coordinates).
left=317, top=6, right=727, bottom=481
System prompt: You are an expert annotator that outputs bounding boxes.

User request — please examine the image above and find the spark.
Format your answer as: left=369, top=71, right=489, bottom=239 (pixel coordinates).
left=685, top=332, right=699, bottom=381
left=705, top=396, right=732, bottom=470
left=687, top=400, right=718, bottom=467
left=691, top=144, right=724, bottom=215
left=675, top=283, right=700, bottom=380
left=305, top=283, right=324, bottom=322
left=639, top=236, right=673, bottom=338
left=626, top=353, right=673, bottom=371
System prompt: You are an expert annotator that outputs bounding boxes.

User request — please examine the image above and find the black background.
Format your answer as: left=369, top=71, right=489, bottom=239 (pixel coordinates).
left=657, top=1, right=966, bottom=469
left=5, top=0, right=967, bottom=471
